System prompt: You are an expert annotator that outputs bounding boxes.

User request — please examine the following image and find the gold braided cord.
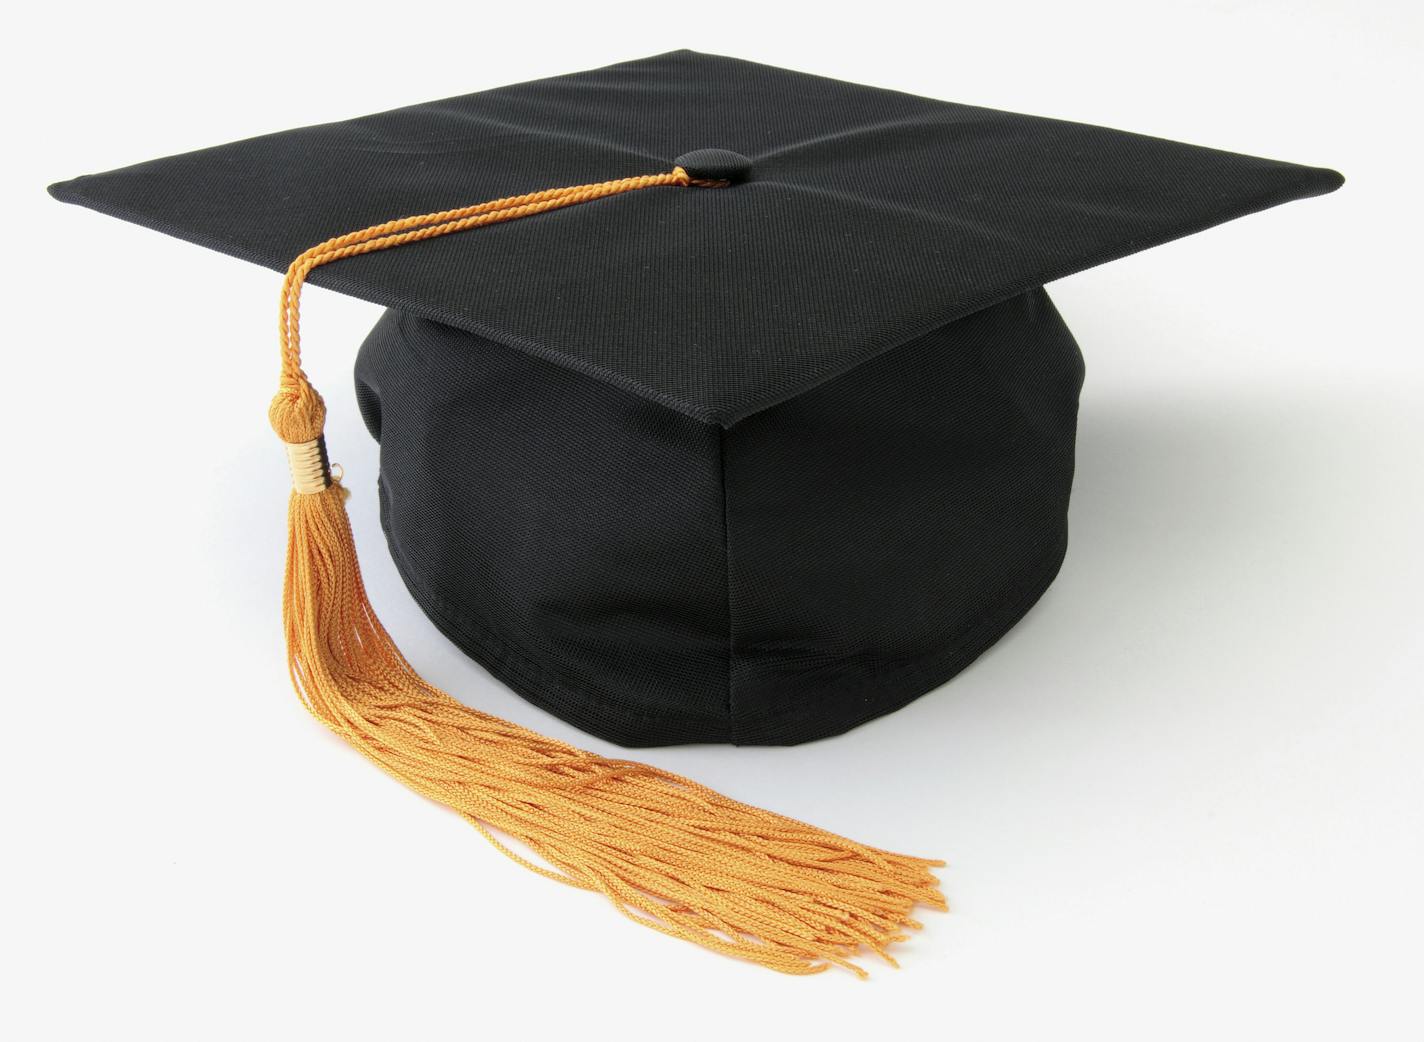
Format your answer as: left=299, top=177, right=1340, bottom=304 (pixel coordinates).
left=265, top=168, right=945, bottom=977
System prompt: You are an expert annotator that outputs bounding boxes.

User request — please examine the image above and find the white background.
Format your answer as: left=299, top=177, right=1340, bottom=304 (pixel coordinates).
left=5, top=2, right=1420, bottom=1038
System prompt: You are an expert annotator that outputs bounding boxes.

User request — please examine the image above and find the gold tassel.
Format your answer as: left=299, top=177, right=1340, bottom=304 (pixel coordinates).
left=265, top=170, right=945, bottom=977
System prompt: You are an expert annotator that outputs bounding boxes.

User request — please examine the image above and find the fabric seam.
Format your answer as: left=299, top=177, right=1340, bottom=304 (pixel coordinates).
left=719, top=425, right=734, bottom=725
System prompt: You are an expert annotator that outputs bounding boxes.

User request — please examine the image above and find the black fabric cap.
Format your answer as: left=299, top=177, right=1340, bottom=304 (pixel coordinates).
left=49, top=49, right=1341, bottom=426
left=354, top=289, right=1082, bottom=745
left=49, top=52, right=1342, bottom=746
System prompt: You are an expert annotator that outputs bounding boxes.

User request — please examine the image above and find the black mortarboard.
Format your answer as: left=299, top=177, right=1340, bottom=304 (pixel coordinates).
left=49, top=50, right=1342, bottom=975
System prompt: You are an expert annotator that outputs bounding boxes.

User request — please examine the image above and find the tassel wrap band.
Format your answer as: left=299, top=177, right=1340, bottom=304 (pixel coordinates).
left=284, top=436, right=331, bottom=494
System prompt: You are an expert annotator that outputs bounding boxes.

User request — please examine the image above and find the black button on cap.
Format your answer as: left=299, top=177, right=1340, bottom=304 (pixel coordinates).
left=675, top=148, right=752, bottom=183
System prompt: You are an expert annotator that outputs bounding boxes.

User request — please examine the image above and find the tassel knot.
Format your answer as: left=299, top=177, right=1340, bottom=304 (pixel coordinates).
left=268, top=385, right=326, bottom=445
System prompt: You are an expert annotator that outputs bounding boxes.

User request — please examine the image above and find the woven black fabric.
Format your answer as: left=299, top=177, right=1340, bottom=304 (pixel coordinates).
left=48, top=50, right=1341, bottom=425
left=49, top=52, right=1343, bottom=746
left=356, top=290, right=1081, bottom=745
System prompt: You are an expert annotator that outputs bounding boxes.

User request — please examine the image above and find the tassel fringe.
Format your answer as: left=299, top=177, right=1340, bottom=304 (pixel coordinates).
left=281, top=481, right=945, bottom=976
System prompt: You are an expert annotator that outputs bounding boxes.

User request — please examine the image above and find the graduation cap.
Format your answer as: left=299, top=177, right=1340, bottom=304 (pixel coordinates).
left=49, top=50, right=1342, bottom=975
